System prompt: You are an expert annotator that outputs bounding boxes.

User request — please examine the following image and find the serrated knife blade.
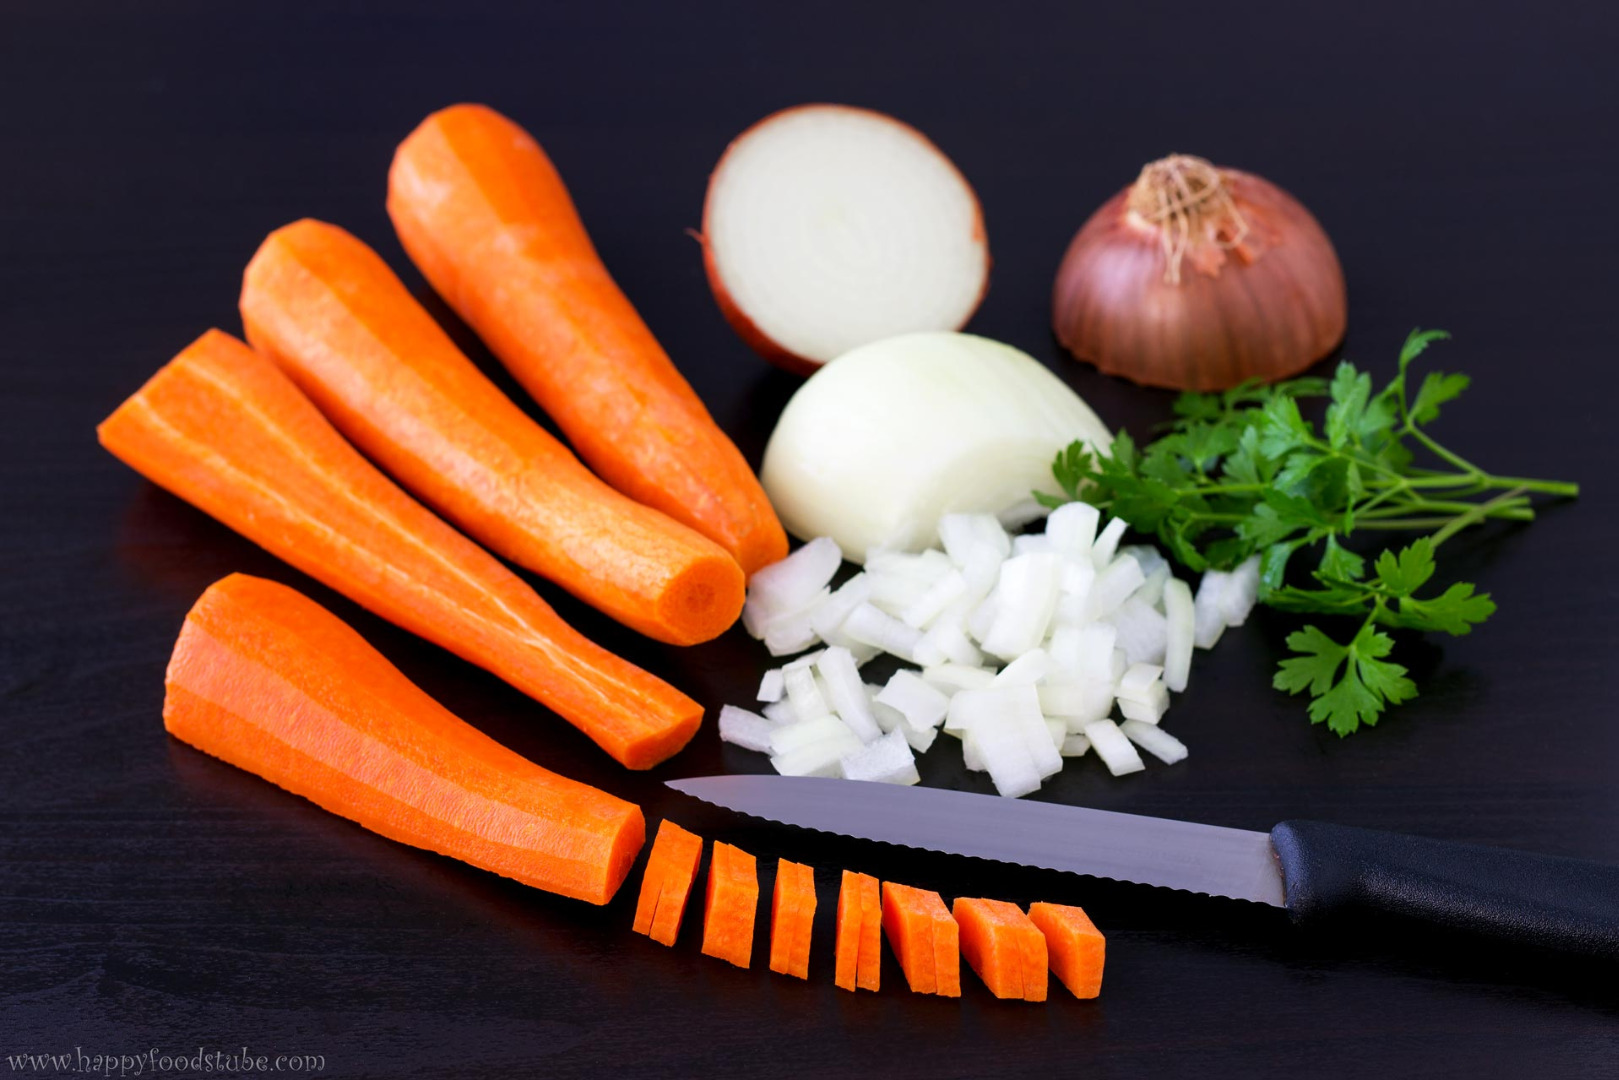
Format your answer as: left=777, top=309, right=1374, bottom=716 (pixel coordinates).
left=667, top=775, right=1287, bottom=906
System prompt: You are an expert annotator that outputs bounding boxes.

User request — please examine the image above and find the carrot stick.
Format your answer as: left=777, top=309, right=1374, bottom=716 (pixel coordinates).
left=833, top=870, right=868, bottom=991
left=97, top=330, right=700, bottom=769
left=240, top=219, right=744, bottom=646
left=165, top=573, right=644, bottom=904
left=855, top=872, right=883, bottom=991
left=1028, top=902, right=1106, bottom=1000
left=700, top=842, right=759, bottom=968
left=932, top=899, right=962, bottom=999
left=953, top=898, right=1045, bottom=1001
left=388, top=104, right=788, bottom=576
left=633, top=820, right=704, bottom=945
left=768, top=859, right=816, bottom=979
left=881, top=882, right=937, bottom=993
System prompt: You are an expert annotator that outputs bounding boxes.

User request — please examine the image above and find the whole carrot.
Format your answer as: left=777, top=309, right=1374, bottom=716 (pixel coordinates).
left=388, top=103, right=788, bottom=576
left=166, top=573, right=644, bottom=904
left=240, top=218, right=745, bottom=645
left=98, top=329, right=701, bottom=769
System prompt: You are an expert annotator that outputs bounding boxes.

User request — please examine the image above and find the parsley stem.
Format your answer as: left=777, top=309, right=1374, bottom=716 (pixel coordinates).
left=1429, top=488, right=1529, bottom=546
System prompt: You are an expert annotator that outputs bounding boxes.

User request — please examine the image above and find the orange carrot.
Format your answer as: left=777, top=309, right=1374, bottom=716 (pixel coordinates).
left=240, top=219, right=744, bottom=646
left=388, top=104, right=788, bottom=576
left=97, top=330, right=700, bottom=769
left=954, top=899, right=1047, bottom=1001
left=701, top=842, right=758, bottom=967
left=932, top=900, right=961, bottom=999
left=768, top=859, right=816, bottom=979
left=855, top=872, right=883, bottom=991
left=881, top=882, right=937, bottom=993
left=165, top=573, right=643, bottom=904
left=834, top=870, right=862, bottom=991
left=633, top=820, right=704, bottom=945
left=1028, top=902, right=1106, bottom=1000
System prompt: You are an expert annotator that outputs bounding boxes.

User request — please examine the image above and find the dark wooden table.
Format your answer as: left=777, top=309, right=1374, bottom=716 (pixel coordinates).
left=4, top=2, right=1616, bottom=1076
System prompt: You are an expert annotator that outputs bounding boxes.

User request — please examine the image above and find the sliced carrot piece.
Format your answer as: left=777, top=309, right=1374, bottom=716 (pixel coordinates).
left=954, top=898, right=1047, bottom=1001
left=855, top=872, right=883, bottom=991
left=701, top=842, right=759, bottom=968
left=240, top=219, right=744, bottom=646
left=833, top=870, right=869, bottom=992
left=164, top=573, right=644, bottom=904
left=388, top=104, right=788, bottom=575
left=768, top=860, right=816, bottom=979
left=932, top=899, right=962, bottom=999
left=1028, top=901, right=1106, bottom=1000
left=97, top=330, right=700, bottom=769
left=633, top=820, right=703, bottom=945
left=881, top=882, right=937, bottom=993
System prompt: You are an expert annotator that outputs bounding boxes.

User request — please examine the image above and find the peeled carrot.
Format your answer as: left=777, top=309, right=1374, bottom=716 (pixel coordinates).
left=97, top=330, right=700, bottom=769
left=954, top=899, right=1047, bottom=1001
left=632, top=820, right=704, bottom=946
left=701, top=842, right=759, bottom=967
left=834, top=869, right=880, bottom=992
left=768, top=859, right=816, bottom=979
left=240, top=219, right=744, bottom=646
left=881, top=882, right=937, bottom=993
left=855, top=872, right=883, bottom=991
left=880, top=883, right=959, bottom=996
left=1028, top=901, right=1106, bottom=1000
left=165, top=573, right=643, bottom=904
left=388, top=104, right=788, bottom=576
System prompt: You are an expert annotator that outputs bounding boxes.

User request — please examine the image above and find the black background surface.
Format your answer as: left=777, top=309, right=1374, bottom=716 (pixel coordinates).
left=4, top=1, right=1617, bottom=1076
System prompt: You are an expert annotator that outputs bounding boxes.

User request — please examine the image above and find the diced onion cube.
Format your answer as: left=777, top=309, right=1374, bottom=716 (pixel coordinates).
left=979, top=552, right=1062, bottom=660
left=816, top=646, right=882, bottom=742
left=783, top=663, right=832, bottom=722
left=762, top=700, right=796, bottom=725
left=771, top=730, right=866, bottom=778
left=809, top=572, right=872, bottom=640
left=1046, top=502, right=1100, bottom=557
left=875, top=671, right=951, bottom=734
left=747, top=536, right=842, bottom=618
left=1084, top=554, right=1145, bottom=621
left=718, top=705, right=777, bottom=753
left=840, top=728, right=920, bottom=785
left=1091, top=517, right=1128, bottom=568
left=901, top=569, right=968, bottom=629
left=1162, top=577, right=1194, bottom=693
left=1084, top=719, right=1145, bottom=776
left=1121, top=720, right=1188, bottom=764
left=1117, top=662, right=1165, bottom=703
left=1110, top=596, right=1167, bottom=666
left=990, top=648, right=1050, bottom=687
left=1193, top=571, right=1228, bottom=649
left=757, top=668, right=785, bottom=703
left=922, top=663, right=998, bottom=693
left=1060, top=732, right=1091, bottom=757
left=1218, top=555, right=1261, bottom=627
left=964, top=725, right=1042, bottom=798
left=769, top=715, right=858, bottom=756
left=842, top=603, right=923, bottom=663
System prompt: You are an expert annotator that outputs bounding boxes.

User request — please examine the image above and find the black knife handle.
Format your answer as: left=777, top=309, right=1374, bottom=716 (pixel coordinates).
left=1270, top=820, right=1619, bottom=958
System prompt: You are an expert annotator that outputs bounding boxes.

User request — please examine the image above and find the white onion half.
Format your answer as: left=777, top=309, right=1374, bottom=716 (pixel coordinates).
left=701, top=104, right=989, bottom=373
left=762, top=332, right=1112, bottom=558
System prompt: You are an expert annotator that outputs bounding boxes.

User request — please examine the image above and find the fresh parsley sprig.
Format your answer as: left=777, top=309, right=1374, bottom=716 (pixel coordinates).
left=1039, top=330, right=1578, bottom=735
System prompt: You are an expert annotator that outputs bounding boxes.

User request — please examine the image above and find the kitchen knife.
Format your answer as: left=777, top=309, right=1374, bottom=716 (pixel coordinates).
left=667, top=775, right=1619, bottom=958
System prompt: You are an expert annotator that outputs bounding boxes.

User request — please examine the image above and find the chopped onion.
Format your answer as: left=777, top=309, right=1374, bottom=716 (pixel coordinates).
left=1085, top=554, right=1144, bottom=621
left=1060, top=733, right=1092, bottom=757
left=841, top=728, right=921, bottom=785
left=757, top=668, right=785, bottom=704
left=1091, top=517, right=1128, bottom=568
left=816, top=647, right=882, bottom=742
left=1121, top=720, right=1189, bottom=764
left=718, top=705, right=778, bottom=753
left=769, top=715, right=859, bottom=757
left=761, top=332, right=1112, bottom=557
left=990, top=648, right=1051, bottom=687
left=747, top=536, right=842, bottom=616
left=1162, top=578, right=1194, bottom=693
left=1193, top=571, right=1228, bottom=649
left=842, top=602, right=923, bottom=663
left=980, top=552, right=1062, bottom=660
left=922, top=663, right=998, bottom=693
left=1219, top=555, right=1262, bottom=627
left=1046, top=502, right=1100, bottom=557
left=1084, top=719, right=1145, bottom=776
left=783, top=664, right=832, bottom=723
left=875, top=671, right=950, bottom=734
left=1109, top=596, right=1167, bottom=666
left=762, top=700, right=796, bottom=725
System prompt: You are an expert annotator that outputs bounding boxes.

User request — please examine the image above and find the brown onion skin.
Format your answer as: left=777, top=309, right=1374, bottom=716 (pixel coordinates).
left=1052, top=169, right=1347, bottom=391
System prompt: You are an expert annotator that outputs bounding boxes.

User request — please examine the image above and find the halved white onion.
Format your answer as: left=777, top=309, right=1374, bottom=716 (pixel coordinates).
left=761, top=332, right=1112, bottom=558
left=701, top=104, right=989, bottom=374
